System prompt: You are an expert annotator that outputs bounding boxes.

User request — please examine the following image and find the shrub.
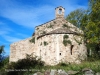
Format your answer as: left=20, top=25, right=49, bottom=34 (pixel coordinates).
left=58, top=62, right=68, bottom=66
left=47, top=24, right=54, bottom=28
left=6, top=54, right=44, bottom=75
left=44, top=41, right=48, bottom=46
left=62, top=24, right=69, bottom=28
left=63, top=35, right=71, bottom=46
left=63, top=35, right=69, bottom=39
left=42, top=31, right=46, bottom=34
left=63, top=40, right=72, bottom=46
left=74, top=37, right=82, bottom=45
left=29, top=37, right=35, bottom=44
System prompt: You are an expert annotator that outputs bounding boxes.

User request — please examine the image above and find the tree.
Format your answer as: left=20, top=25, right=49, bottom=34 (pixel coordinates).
left=85, top=0, right=100, bottom=58
left=0, top=45, right=5, bottom=68
left=66, top=0, right=100, bottom=59
left=0, top=45, right=5, bottom=62
left=66, top=8, right=87, bottom=28
left=86, top=0, right=100, bottom=44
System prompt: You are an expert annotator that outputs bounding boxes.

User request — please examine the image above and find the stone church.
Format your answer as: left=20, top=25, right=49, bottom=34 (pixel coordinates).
left=10, top=6, right=87, bottom=65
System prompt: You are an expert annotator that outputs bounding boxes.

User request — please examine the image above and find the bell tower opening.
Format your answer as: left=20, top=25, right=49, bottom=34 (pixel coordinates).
left=58, top=9, right=62, bottom=14
left=55, top=6, right=65, bottom=19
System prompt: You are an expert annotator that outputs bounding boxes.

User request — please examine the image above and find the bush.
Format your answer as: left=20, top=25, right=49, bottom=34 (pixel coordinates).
left=6, top=54, right=44, bottom=75
left=44, top=41, right=48, bottom=46
left=29, top=37, right=35, bottom=44
left=58, top=62, right=68, bottom=66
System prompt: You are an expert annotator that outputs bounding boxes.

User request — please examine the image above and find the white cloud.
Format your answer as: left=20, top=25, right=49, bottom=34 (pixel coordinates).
left=0, top=0, right=87, bottom=28
left=0, top=21, right=14, bottom=36
left=2, top=35, right=22, bottom=43
left=16, top=33, right=29, bottom=38
left=0, top=3, right=54, bottom=28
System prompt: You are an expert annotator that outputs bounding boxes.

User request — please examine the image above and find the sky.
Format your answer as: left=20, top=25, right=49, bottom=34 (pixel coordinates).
left=0, top=0, right=88, bottom=56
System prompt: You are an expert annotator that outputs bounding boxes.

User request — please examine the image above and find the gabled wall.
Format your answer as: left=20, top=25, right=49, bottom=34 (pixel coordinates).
left=10, top=6, right=87, bottom=65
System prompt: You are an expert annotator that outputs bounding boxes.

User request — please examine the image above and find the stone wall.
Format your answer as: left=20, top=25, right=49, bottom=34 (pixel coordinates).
left=35, top=34, right=87, bottom=65
left=35, top=18, right=83, bottom=38
left=10, top=37, right=36, bottom=62
left=10, top=6, right=87, bottom=65
left=10, top=33, right=87, bottom=65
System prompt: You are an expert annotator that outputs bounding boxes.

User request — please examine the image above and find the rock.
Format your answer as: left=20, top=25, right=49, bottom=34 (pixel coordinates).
left=58, top=69, right=63, bottom=73
left=82, top=68, right=94, bottom=75
left=58, top=70, right=68, bottom=75
left=84, top=70, right=94, bottom=75
left=96, top=72, right=100, bottom=75
left=67, top=70, right=79, bottom=75
left=82, top=68, right=91, bottom=72
left=44, top=70, right=51, bottom=75
left=37, top=72, right=43, bottom=75
left=50, top=69, right=57, bottom=75
left=33, top=73, right=37, bottom=75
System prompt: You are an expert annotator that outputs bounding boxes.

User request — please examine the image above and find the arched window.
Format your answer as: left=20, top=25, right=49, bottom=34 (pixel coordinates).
left=71, top=45, right=74, bottom=55
left=58, top=9, right=62, bottom=14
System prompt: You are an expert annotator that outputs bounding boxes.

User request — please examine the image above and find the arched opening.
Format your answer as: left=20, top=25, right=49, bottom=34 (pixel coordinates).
left=58, top=9, right=62, bottom=14
left=71, top=45, right=74, bottom=55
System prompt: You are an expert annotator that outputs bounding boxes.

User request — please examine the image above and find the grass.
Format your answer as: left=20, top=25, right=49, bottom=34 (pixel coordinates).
left=0, top=58, right=100, bottom=75
left=41, top=60, right=100, bottom=72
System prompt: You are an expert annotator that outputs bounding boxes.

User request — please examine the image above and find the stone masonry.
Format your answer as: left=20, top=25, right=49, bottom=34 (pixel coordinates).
left=10, top=6, right=87, bottom=65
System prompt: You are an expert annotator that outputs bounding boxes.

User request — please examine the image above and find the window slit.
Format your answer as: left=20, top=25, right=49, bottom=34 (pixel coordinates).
left=71, top=45, right=74, bottom=55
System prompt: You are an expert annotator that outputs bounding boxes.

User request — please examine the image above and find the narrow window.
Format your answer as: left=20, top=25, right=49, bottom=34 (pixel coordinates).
left=71, top=45, right=74, bottom=55
left=58, top=9, right=62, bottom=14
left=59, top=53, right=61, bottom=55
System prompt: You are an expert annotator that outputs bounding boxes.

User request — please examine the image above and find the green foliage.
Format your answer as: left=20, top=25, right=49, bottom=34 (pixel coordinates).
left=47, top=24, right=54, bottom=28
left=2, top=56, right=9, bottom=66
left=63, top=40, right=72, bottom=46
left=62, top=24, right=69, bottom=28
left=63, top=35, right=69, bottom=39
left=44, top=41, right=48, bottom=46
left=30, top=37, right=35, bottom=44
left=74, top=37, right=82, bottom=45
left=36, top=27, right=39, bottom=30
left=0, top=45, right=5, bottom=68
left=0, top=45, right=4, bottom=60
left=44, top=60, right=100, bottom=72
left=42, top=31, right=46, bottom=34
left=63, top=35, right=71, bottom=46
left=6, top=54, right=44, bottom=75
left=66, top=0, right=100, bottom=59
left=66, top=8, right=87, bottom=28
left=58, top=62, right=68, bottom=66
left=84, top=0, right=100, bottom=58
left=53, top=21, right=56, bottom=24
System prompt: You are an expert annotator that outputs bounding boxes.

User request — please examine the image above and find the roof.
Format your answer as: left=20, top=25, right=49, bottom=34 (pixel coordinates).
left=48, top=27, right=76, bottom=34
left=55, top=6, right=65, bottom=9
left=37, top=27, right=78, bottom=39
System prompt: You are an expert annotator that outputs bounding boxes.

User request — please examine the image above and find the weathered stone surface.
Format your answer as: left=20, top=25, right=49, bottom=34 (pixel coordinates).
left=67, top=70, right=79, bottom=75
left=44, top=70, right=51, bottom=75
left=96, top=72, right=100, bottom=75
left=33, top=69, right=99, bottom=75
left=33, top=72, right=43, bottom=75
left=10, top=6, right=87, bottom=65
left=37, top=72, right=44, bottom=75
left=50, top=70, right=57, bottom=75
left=58, top=70, right=68, bottom=75
left=82, top=68, right=91, bottom=72
left=84, top=70, right=94, bottom=75
left=82, top=68, right=94, bottom=75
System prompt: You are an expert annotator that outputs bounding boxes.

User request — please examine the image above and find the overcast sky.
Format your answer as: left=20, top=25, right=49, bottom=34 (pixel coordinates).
left=0, top=0, right=88, bottom=56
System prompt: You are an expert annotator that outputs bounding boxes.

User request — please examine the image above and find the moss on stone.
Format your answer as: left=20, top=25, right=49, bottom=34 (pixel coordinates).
left=30, top=37, right=35, bottom=44
left=44, top=41, right=48, bottom=46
